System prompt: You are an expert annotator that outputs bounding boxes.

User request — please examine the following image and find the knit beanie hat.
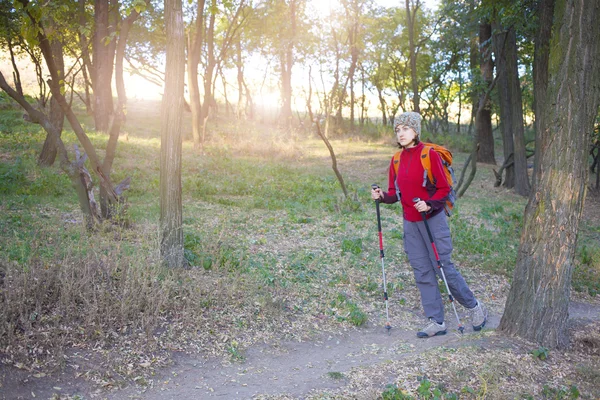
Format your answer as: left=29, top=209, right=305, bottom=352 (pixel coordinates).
left=395, top=111, right=422, bottom=138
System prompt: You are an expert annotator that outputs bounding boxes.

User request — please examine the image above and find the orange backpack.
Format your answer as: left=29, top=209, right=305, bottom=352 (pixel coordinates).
left=392, top=143, right=457, bottom=216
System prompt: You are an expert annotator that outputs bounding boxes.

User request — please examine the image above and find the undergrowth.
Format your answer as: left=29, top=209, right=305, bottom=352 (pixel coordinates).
left=1, top=101, right=599, bottom=393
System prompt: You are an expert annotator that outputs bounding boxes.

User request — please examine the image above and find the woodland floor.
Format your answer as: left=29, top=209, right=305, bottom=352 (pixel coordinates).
left=2, top=131, right=600, bottom=399
left=2, top=191, right=600, bottom=398
left=1, top=299, right=600, bottom=400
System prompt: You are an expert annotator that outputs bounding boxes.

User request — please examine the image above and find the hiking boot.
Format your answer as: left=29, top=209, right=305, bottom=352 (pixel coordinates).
left=469, top=300, right=487, bottom=331
left=417, top=318, right=447, bottom=338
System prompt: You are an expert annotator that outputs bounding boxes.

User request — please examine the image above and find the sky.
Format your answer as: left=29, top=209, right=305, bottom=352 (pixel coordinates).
left=311, top=0, right=439, bottom=16
left=0, top=0, right=442, bottom=112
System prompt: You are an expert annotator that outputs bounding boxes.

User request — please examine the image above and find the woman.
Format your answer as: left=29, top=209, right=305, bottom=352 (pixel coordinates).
left=371, top=111, right=486, bottom=338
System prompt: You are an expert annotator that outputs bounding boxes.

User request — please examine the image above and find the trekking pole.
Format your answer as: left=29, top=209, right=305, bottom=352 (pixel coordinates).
left=372, top=184, right=392, bottom=334
left=413, top=197, right=464, bottom=334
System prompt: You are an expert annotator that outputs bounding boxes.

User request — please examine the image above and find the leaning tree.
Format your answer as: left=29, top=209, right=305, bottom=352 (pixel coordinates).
left=498, top=0, right=600, bottom=348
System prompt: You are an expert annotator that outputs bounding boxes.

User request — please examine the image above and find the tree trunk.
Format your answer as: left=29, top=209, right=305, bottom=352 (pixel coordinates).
left=330, top=30, right=342, bottom=133
left=93, top=0, right=115, bottom=132
left=38, top=34, right=65, bottom=167
left=200, top=0, right=216, bottom=146
left=492, top=21, right=515, bottom=188
left=307, top=67, right=348, bottom=199
left=376, top=86, right=387, bottom=126
left=99, top=5, right=139, bottom=219
left=457, top=69, right=462, bottom=134
left=187, top=0, right=205, bottom=149
left=532, top=0, right=555, bottom=190
left=347, top=7, right=360, bottom=132
left=1, top=72, right=100, bottom=228
left=236, top=39, right=244, bottom=119
left=493, top=22, right=530, bottom=194
left=468, top=27, right=481, bottom=141
left=406, top=0, right=420, bottom=113
left=243, top=78, right=254, bottom=120
left=160, top=0, right=186, bottom=268
left=360, top=66, right=366, bottom=126
left=477, top=22, right=496, bottom=164
left=498, top=0, right=600, bottom=349
left=468, top=0, right=477, bottom=138
left=495, top=22, right=530, bottom=195
left=24, top=6, right=120, bottom=208
left=78, top=0, right=94, bottom=115
left=7, top=38, right=24, bottom=97
left=280, top=0, right=296, bottom=130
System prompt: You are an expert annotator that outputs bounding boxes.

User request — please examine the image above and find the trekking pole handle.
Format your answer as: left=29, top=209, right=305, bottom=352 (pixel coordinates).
left=413, top=197, right=434, bottom=238
left=373, top=184, right=383, bottom=233
left=371, top=184, right=380, bottom=198
left=413, top=197, right=427, bottom=219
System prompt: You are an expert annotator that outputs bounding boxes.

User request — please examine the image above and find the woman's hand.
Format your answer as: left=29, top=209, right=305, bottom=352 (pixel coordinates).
left=414, top=200, right=431, bottom=213
left=371, top=187, right=384, bottom=201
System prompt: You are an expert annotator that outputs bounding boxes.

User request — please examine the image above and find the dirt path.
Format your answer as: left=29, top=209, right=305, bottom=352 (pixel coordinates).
left=105, top=314, right=503, bottom=400
left=3, top=301, right=598, bottom=400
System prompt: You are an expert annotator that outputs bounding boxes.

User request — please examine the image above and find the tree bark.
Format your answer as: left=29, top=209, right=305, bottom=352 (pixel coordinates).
left=456, top=69, right=462, bottom=134
left=38, top=33, right=65, bottom=167
left=200, top=0, right=216, bottom=146
left=477, top=21, right=496, bottom=164
left=235, top=39, right=244, bottom=119
left=92, top=0, right=115, bottom=132
left=78, top=0, right=94, bottom=115
left=187, top=0, right=205, bottom=149
left=99, top=4, right=140, bottom=219
left=360, top=66, right=366, bottom=126
left=532, top=0, right=556, bottom=190
left=376, top=86, right=387, bottom=126
left=280, top=0, right=296, bottom=130
left=492, top=21, right=515, bottom=188
left=468, top=18, right=477, bottom=138
left=406, top=0, right=420, bottom=113
left=498, top=0, right=600, bottom=349
left=160, top=0, right=186, bottom=268
left=7, top=37, right=24, bottom=97
left=493, top=21, right=530, bottom=195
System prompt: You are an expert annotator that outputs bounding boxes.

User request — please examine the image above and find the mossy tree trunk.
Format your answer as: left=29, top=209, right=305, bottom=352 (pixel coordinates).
left=498, top=0, right=600, bottom=348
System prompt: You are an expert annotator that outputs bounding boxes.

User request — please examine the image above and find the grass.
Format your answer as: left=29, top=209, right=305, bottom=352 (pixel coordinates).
left=1, top=99, right=599, bottom=396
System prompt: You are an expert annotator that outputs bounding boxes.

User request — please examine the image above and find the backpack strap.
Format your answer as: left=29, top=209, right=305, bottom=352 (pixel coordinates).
left=392, top=151, right=402, bottom=201
left=420, top=145, right=434, bottom=187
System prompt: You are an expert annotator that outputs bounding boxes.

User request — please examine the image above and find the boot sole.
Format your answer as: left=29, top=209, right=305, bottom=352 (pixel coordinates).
left=473, top=318, right=487, bottom=331
left=417, top=330, right=447, bottom=338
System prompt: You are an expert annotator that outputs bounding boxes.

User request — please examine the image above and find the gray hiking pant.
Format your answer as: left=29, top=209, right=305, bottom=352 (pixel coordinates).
left=403, top=211, right=476, bottom=324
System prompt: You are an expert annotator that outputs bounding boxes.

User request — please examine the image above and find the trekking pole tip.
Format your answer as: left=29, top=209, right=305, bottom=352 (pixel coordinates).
left=458, top=326, right=465, bottom=334
left=385, top=321, right=392, bottom=334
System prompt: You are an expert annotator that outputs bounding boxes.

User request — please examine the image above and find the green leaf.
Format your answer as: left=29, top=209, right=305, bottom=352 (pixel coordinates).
left=133, top=0, right=147, bottom=14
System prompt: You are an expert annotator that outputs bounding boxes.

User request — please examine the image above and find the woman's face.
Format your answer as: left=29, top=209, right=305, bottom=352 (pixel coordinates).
left=396, top=125, right=417, bottom=147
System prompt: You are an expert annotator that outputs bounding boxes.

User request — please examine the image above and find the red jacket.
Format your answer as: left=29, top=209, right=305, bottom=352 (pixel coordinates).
left=381, top=142, right=450, bottom=222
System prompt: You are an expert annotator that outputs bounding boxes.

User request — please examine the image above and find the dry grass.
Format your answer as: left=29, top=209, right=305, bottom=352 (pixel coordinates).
left=1, top=102, right=600, bottom=397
